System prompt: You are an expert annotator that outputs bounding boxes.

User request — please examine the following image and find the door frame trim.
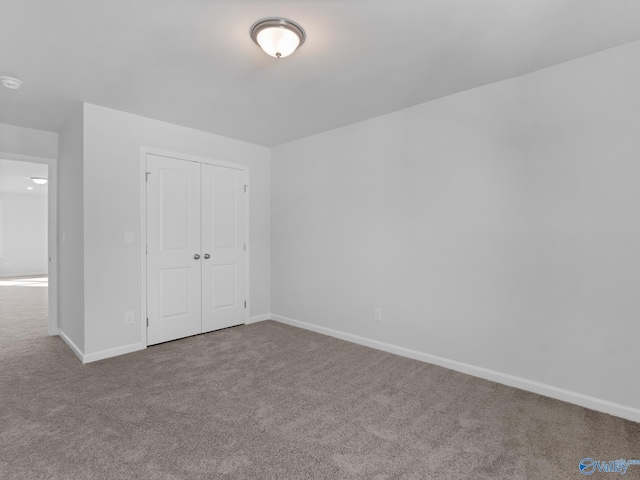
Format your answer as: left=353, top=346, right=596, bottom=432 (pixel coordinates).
left=139, top=147, right=250, bottom=347
left=0, top=151, right=58, bottom=336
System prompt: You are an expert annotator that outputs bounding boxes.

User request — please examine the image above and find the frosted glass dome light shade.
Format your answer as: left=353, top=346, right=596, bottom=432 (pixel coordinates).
left=256, top=27, right=299, bottom=58
left=251, top=18, right=305, bottom=58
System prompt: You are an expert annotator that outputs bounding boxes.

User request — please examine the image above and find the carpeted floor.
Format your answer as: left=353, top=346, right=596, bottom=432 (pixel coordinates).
left=1, top=280, right=639, bottom=479
left=0, top=276, right=48, bottom=341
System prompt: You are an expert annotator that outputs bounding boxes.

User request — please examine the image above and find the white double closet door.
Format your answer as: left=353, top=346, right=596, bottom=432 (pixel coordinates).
left=146, top=154, right=247, bottom=346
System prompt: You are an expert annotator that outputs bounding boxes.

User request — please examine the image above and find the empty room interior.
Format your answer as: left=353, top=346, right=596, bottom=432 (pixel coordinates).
left=1, top=1, right=639, bottom=478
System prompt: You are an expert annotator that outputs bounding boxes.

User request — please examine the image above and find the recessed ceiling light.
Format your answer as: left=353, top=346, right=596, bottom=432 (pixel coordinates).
left=31, top=177, right=48, bottom=185
left=27, top=186, right=34, bottom=190
left=1, top=76, right=23, bottom=90
left=250, top=18, right=305, bottom=58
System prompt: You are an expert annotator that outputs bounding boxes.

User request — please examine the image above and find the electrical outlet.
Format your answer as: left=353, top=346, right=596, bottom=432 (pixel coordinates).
left=374, top=308, right=382, bottom=322
left=124, top=231, right=134, bottom=244
left=125, top=311, right=134, bottom=324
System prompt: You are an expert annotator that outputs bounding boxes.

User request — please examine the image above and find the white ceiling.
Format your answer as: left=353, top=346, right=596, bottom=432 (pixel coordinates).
left=1, top=0, right=640, bottom=147
left=0, top=159, right=48, bottom=195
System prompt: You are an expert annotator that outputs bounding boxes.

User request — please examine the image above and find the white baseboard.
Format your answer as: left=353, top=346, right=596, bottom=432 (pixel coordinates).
left=58, top=329, right=146, bottom=364
left=271, top=314, right=640, bottom=423
left=83, top=342, right=146, bottom=364
left=0, top=272, right=47, bottom=278
left=58, top=329, right=84, bottom=362
left=247, top=313, right=271, bottom=324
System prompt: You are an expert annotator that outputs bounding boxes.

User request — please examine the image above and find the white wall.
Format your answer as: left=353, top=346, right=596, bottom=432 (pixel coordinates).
left=57, top=106, right=85, bottom=352
left=82, top=104, right=270, bottom=358
left=0, top=192, right=47, bottom=276
left=0, top=123, right=58, bottom=159
left=271, top=41, right=640, bottom=414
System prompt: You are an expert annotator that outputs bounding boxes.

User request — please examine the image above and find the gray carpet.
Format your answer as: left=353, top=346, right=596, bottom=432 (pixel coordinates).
left=1, top=281, right=639, bottom=479
left=0, top=276, right=48, bottom=341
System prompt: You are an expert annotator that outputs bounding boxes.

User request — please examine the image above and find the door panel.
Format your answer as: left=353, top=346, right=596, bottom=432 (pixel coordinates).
left=201, top=164, right=246, bottom=332
left=212, top=176, right=236, bottom=248
left=160, top=267, right=191, bottom=317
left=211, top=264, right=236, bottom=308
left=160, top=171, right=191, bottom=249
left=147, top=155, right=202, bottom=345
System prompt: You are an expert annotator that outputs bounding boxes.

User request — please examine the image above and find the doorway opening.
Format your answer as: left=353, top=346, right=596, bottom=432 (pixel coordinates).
left=0, top=155, right=57, bottom=337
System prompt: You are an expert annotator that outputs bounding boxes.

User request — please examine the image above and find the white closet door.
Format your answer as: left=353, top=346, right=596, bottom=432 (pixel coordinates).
left=201, top=164, right=247, bottom=333
left=146, top=155, right=202, bottom=345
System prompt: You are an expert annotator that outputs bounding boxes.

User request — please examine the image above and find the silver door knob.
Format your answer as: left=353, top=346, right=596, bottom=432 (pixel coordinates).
left=193, top=254, right=200, bottom=260
left=204, top=253, right=211, bottom=259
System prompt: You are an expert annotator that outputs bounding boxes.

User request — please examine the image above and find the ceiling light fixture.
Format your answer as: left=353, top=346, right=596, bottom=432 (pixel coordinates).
left=31, top=177, right=48, bottom=185
left=1, top=76, right=23, bottom=90
left=250, top=18, right=305, bottom=58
